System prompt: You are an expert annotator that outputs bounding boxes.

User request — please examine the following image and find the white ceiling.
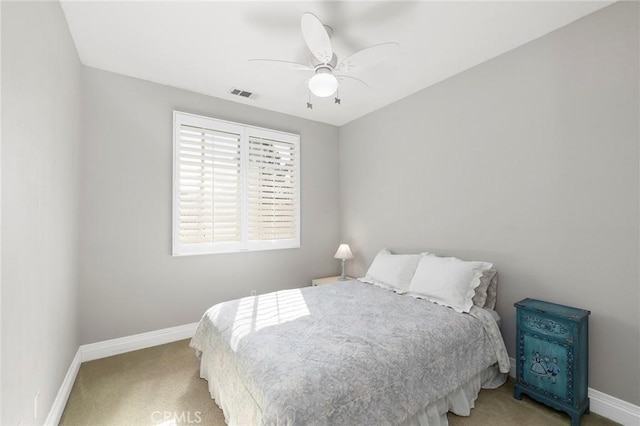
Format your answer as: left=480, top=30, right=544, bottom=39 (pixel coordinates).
left=60, top=1, right=613, bottom=126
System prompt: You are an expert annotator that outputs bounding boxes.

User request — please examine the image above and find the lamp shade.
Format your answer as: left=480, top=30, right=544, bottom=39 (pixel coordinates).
left=308, top=72, right=338, bottom=97
left=334, top=244, right=353, bottom=260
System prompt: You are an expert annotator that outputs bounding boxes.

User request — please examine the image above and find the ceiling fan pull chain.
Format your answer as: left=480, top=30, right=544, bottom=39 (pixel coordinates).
left=307, top=90, right=313, bottom=109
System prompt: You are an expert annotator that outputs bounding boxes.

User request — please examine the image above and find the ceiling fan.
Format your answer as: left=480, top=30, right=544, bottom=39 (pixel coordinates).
left=249, top=13, right=398, bottom=108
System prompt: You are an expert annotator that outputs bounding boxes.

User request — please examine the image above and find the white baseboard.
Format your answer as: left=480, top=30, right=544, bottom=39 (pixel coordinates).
left=80, top=322, right=199, bottom=362
left=44, top=350, right=81, bottom=426
left=508, top=356, right=640, bottom=425
left=45, top=322, right=199, bottom=424
left=589, top=388, right=640, bottom=426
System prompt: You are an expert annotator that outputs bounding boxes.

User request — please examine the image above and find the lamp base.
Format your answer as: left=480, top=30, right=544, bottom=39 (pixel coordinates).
left=340, top=259, right=347, bottom=281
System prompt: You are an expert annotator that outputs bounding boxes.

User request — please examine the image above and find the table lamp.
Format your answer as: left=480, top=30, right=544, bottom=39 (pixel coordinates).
left=334, top=244, right=353, bottom=281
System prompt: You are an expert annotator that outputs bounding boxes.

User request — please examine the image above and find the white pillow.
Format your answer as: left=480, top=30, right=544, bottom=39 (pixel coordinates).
left=359, top=249, right=423, bottom=294
left=407, top=255, right=493, bottom=313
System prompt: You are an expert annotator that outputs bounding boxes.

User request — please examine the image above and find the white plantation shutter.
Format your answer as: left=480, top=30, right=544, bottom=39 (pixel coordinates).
left=177, top=124, right=242, bottom=244
left=248, top=133, right=298, bottom=242
left=173, top=112, right=300, bottom=255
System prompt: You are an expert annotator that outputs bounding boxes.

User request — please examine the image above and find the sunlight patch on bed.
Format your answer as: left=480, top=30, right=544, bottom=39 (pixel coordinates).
left=230, top=289, right=310, bottom=350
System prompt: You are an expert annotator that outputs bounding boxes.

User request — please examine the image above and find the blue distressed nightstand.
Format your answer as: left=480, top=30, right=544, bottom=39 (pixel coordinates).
left=514, top=298, right=590, bottom=426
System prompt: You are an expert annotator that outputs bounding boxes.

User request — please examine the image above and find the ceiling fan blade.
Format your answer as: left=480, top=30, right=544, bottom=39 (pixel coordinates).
left=248, top=59, right=313, bottom=71
left=301, top=12, right=333, bottom=64
left=336, top=75, right=369, bottom=88
left=336, top=42, right=399, bottom=73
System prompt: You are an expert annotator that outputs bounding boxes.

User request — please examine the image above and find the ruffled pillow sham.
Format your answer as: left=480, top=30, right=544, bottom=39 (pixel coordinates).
left=407, top=255, right=493, bottom=313
left=472, top=269, right=498, bottom=308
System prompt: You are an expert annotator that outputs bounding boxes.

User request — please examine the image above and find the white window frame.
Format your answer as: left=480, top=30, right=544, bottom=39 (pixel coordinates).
left=172, top=111, right=300, bottom=256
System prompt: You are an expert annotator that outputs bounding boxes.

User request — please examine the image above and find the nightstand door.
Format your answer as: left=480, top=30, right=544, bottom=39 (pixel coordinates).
left=519, top=330, right=573, bottom=404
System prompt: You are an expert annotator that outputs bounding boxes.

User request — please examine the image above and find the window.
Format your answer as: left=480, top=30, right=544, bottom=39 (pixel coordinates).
left=172, top=111, right=300, bottom=255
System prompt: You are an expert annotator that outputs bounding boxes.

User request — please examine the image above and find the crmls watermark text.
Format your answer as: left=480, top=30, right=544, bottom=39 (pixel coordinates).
left=151, top=410, right=202, bottom=424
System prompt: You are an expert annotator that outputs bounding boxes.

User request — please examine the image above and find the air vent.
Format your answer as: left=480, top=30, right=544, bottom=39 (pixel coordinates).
left=229, top=88, right=255, bottom=99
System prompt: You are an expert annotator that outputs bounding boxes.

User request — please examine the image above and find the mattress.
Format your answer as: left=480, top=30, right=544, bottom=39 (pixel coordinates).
left=191, top=280, right=510, bottom=425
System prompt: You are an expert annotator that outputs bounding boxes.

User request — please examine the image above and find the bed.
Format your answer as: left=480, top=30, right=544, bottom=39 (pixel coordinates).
left=190, top=279, right=510, bottom=425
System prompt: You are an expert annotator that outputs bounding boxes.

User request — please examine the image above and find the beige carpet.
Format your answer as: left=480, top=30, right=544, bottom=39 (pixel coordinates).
left=60, top=339, right=618, bottom=426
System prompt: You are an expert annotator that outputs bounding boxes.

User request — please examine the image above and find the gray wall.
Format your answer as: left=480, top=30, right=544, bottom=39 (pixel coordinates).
left=0, top=2, right=3, bottom=421
left=1, top=1, right=81, bottom=424
left=79, top=67, right=340, bottom=344
left=339, top=2, right=639, bottom=405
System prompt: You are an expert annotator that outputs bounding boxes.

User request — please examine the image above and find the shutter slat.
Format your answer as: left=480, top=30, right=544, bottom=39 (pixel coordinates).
left=180, top=145, right=240, bottom=157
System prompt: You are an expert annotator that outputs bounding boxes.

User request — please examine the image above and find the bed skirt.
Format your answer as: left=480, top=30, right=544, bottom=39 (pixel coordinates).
left=401, top=365, right=506, bottom=426
left=196, top=340, right=506, bottom=426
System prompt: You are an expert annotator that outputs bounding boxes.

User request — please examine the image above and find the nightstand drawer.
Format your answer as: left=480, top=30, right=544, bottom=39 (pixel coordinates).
left=519, top=312, right=575, bottom=342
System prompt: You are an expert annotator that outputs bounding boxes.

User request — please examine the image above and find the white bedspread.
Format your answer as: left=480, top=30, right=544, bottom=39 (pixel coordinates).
left=191, top=280, right=510, bottom=425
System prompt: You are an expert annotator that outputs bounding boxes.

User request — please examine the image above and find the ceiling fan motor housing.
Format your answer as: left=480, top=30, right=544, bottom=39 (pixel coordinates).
left=314, top=65, right=334, bottom=75
left=314, top=53, right=338, bottom=69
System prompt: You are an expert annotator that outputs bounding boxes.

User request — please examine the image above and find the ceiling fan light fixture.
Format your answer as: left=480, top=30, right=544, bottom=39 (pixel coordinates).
left=308, top=70, right=338, bottom=98
left=251, top=13, right=397, bottom=108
